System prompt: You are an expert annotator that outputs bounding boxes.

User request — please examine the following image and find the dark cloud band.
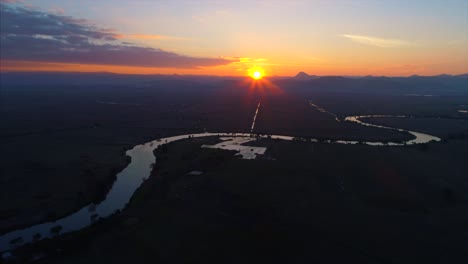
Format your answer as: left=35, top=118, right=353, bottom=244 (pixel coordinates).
left=0, top=3, right=234, bottom=68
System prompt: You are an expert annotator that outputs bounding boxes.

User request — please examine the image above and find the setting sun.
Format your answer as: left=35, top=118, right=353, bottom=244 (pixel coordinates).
left=248, top=67, right=265, bottom=80
left=253, top=71, right=262, bottom=80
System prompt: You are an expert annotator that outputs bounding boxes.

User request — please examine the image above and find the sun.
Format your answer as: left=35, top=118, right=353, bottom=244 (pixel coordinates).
left=248, top=67, right=265, bottom=80
left=253, top=71, right=262, bottom=80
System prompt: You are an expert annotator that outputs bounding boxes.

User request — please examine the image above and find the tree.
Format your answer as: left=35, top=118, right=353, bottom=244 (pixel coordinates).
left=50, top=225, right=63, bottom=236
left=33, top=233, right=42, bottom=241
left=10, top=237, right=24, bottom=247
left=162, top=144, right=168, bottom=153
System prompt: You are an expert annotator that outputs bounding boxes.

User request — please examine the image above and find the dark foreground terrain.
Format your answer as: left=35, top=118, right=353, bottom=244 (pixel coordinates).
left=1, top=73, right=468, bottom=263
left=8, top=136, right=468, bottom=263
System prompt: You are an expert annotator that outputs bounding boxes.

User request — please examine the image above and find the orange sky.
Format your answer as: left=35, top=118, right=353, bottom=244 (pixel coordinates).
left=1, top=1, right=467, bottom=76
left=3, top=59, right=467, bottom=77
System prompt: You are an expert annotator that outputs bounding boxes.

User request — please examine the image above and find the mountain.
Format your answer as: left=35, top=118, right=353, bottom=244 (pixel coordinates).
left=294, top=71, right=318, bottom=80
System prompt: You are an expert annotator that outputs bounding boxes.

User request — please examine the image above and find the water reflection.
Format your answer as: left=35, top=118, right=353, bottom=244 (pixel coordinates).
left=0, top=116, right=441, bottom=252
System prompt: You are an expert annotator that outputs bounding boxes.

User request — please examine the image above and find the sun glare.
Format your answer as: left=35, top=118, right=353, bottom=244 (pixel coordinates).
left=253, top=71, right=262, bottom=79
left=248, top=67, right=264, bottom=80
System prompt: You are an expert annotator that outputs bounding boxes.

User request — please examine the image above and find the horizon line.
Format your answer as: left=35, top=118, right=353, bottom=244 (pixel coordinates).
left=1, top=70, right=467, bottom=79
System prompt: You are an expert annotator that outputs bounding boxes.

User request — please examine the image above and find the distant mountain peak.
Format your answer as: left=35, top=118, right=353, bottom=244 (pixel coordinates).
left=294, top=71, right=317, bottom=80
left=295, top=71, right=311, bottom=77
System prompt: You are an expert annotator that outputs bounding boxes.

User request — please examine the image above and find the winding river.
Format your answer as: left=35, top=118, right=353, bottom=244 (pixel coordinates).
left=0, top=116, right=441, bottom=253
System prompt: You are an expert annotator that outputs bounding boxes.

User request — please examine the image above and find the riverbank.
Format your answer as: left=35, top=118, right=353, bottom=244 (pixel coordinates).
left=6, top=136, right=467, bottom=264
left=0, top=112, right=446, bottom=252
left=0, top=134, right=132, bottom=235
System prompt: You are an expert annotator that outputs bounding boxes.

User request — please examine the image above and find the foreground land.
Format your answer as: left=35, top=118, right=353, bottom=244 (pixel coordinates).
left=1, top=73, right=468, bottom=262
left=9, top=135, right=468, bottom=263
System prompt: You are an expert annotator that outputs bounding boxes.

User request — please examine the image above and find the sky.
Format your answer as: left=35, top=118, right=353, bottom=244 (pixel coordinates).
left=1, top=0, right=467, bottom=76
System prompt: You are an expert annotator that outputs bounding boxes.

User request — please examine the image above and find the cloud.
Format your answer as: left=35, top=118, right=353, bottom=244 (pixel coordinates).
left=0, top=0, right=22, bottom=3
left=49, top=7, right=65, bottom=14
left=341, top=34, right=411, bottom=48
left=235, top=57, right=268, bottom=63
left=116, top=34, right=185, bottom=40
left=0, top=3, right=234, bottom=68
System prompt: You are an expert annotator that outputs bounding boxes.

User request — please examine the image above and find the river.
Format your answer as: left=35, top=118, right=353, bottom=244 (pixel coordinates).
left=0, top=116, right=441, bottom=253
